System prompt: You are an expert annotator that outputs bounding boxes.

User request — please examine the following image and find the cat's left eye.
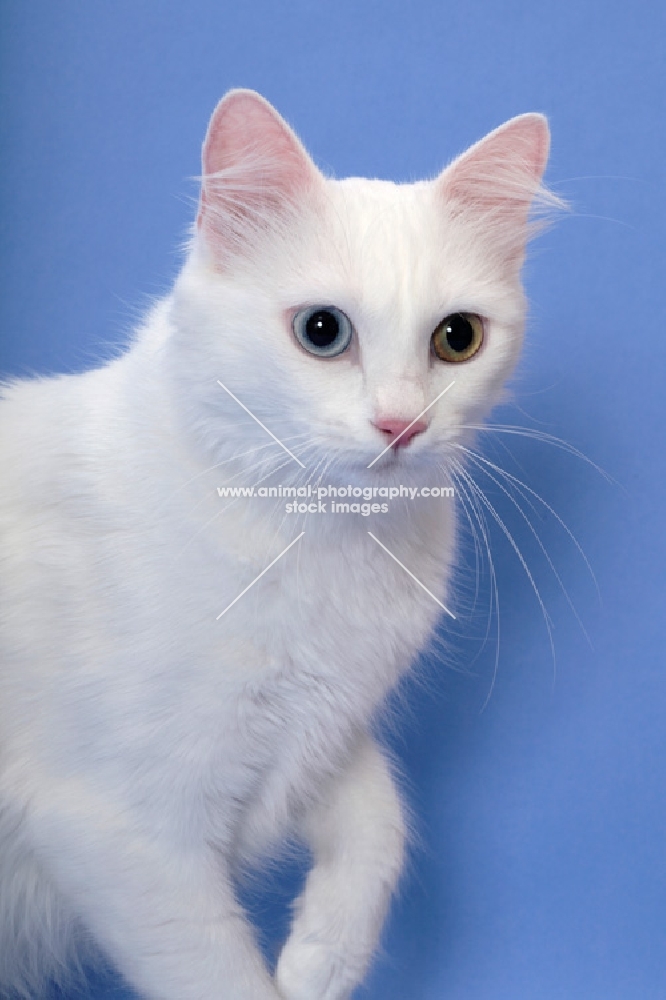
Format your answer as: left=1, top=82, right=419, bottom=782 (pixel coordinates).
left=432, top=312, right=484, bottom=363
left=292, top=306, right=353, bottom=358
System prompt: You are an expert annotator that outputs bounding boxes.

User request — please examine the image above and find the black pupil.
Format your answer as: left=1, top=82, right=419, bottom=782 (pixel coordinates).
left=305, top=310, right=340, bottom=348
left=446, top=314, right=474, bottom=353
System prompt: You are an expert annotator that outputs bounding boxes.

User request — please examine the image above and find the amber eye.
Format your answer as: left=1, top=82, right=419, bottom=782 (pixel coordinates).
left=432, top=313, right=484, bottom=362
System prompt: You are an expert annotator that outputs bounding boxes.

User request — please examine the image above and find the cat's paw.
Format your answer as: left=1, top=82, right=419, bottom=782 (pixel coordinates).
left=275, top=935, right=360, bottom=1000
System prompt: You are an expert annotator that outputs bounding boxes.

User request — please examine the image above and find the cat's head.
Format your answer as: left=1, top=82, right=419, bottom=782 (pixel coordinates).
left=172, top=90, right=557, bottom=481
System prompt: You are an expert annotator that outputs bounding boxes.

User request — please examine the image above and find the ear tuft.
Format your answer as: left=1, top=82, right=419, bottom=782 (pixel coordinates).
left=439, top=113, right=563, bottom=256
left=197, top=90, right=319, bottom=258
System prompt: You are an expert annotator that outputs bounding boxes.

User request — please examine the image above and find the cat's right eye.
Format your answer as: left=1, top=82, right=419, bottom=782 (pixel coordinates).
left=292, top=306, right=353, bottom=358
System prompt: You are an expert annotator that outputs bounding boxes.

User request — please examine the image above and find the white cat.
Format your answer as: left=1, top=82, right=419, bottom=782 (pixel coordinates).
left=0, top=90, right=555, bottom=999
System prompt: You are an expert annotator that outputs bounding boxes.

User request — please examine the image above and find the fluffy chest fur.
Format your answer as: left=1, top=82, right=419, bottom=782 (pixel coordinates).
left=0, top=366, right=451, bottom=860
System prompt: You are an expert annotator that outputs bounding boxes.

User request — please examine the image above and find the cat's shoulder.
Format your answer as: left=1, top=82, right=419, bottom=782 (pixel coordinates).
left=0, top=362, right=129, bottom=514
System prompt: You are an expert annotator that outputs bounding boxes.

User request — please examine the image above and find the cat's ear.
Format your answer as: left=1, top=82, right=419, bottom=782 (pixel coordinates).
left=438, top=114, right=556, bottom=263
left=197, top=90, right=320, bottom=260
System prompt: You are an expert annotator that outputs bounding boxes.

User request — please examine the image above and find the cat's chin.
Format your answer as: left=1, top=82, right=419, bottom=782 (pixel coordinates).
left=330, top=446, right=444, bottom=483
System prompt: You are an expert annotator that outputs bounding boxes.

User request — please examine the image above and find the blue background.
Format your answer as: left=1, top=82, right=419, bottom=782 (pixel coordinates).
left=2, top=2, right=665, bottom=998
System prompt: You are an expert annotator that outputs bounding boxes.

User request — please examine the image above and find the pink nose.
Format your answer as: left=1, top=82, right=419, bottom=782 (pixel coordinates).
left=372, top=417, right=428, bottom=448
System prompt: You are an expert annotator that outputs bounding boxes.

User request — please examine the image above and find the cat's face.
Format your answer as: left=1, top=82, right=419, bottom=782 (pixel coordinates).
left=174, top=90, right=552, bottom=480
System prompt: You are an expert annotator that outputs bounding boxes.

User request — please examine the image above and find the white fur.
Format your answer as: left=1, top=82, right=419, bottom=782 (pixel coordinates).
left=0, top=91, right=552, bottom=999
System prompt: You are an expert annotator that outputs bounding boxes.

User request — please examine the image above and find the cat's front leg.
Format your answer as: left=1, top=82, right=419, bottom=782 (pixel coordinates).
left=29, top=784, right=281, bottom=1000
left=275, top=735, right=406, bottom=1000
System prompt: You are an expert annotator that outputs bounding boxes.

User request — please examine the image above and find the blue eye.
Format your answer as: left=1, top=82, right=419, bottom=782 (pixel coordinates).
left=292, top=306, right=353, bottom=358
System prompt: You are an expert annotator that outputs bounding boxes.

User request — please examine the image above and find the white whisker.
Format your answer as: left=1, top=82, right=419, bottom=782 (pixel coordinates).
left=458, top=445, right=594, bottom=649
left=459, top=423, right=613, bottom=482
left=450, top=459, right=501, bottom=708
left=455, top=443, right=600, bottom=598
left=454, top=454, right=557, bottom=682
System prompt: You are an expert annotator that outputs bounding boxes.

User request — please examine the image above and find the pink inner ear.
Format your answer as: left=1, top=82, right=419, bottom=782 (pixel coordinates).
left=197, top=90, right=316, bottom=238
left=442, top=113, right=551, bottom=213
